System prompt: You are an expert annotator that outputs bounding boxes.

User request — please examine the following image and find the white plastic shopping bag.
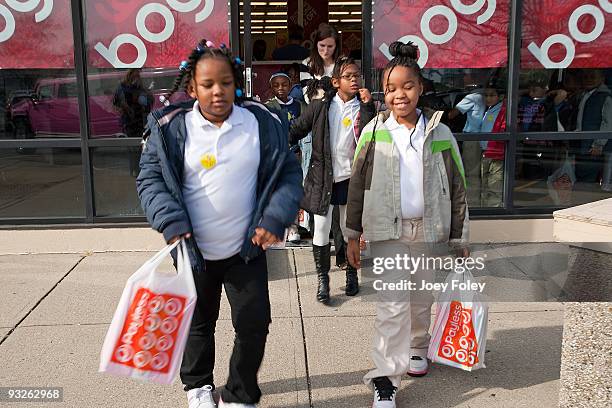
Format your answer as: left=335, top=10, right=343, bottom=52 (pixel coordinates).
left=99, top=239, right=197, bottom=384
left=428, top=269, right=488, bottom=371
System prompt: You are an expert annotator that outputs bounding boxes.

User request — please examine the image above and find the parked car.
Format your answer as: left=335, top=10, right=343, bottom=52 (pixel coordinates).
left=9, top=69, right=188, bottom=140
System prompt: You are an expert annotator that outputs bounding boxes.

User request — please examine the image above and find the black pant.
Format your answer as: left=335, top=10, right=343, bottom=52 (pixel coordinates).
left=180, top=252, right=271, bottom=404
left=332, top=205, right=346, bottom=267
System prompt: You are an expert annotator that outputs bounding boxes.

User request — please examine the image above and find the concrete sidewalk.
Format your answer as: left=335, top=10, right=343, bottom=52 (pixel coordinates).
left=0, top=238, right=573, bottom=408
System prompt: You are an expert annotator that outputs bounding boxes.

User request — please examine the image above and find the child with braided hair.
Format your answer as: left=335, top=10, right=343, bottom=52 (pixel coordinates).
left=345, top=41, right=469, bottom=407
left=137, top=39, right=303, bottom=408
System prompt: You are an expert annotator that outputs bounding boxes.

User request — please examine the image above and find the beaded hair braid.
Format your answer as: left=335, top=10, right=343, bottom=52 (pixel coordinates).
left=162, top=39, right=245, bottom=104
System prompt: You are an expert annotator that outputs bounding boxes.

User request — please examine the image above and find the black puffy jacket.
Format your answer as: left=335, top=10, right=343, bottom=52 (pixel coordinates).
left=289, top=94, right=376, bottom=216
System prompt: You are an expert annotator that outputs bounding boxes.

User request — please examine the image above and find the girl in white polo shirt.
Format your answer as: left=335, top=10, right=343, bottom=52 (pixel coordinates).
left=137, top=40, right=302, bottom=408
left=289, top=56, right=376, bottom=303
left=345, top=42, right=470, bottom=408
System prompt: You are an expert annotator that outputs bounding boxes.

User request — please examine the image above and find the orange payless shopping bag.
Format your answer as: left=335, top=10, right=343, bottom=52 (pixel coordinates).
left=428, top=269, right=488, bottom=371
left=99, top=239, right=196, bottom=384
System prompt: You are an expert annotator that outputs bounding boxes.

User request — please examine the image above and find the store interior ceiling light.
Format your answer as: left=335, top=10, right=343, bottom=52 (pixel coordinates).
left=329, top=11, right=350, bottom=14
left=329, top=1, right=362, bottom=5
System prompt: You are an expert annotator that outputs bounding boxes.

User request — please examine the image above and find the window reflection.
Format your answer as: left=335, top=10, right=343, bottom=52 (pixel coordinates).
left=87, top=68, right=189, bottom=139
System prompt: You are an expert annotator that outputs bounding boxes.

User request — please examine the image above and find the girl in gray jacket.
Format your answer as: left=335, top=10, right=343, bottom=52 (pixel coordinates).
left=345, top=41, right=469, bottom=408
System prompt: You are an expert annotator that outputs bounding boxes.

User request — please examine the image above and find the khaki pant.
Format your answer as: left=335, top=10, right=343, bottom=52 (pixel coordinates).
left=363, top=219, right=434, bottom=388
left=463, top=141, right=482, bottom=207
left=481, top=158, right=504, bottom=207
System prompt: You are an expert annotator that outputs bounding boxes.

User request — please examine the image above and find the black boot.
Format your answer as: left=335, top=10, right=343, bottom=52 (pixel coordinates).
left=345, top=264, right=359, bottom=296
left=345, top=242, right=359, bottom=296
left=313, top=243, right=331, bottom=302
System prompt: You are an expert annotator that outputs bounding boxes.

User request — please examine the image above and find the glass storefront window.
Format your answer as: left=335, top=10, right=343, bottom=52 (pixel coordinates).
left=0, top=1, right=78, bottom=141
left=83, top=0, right=229, bottom=138
left=515, top=0, right=612, bottom=207
left=371, top=0, right=511, bottom=132
left=1, top=69, right=81, bottom=140
left=86, top=68, right=189, bottom=139
left=0, top=148, right=84, bottom=218
left=519, top=0, right=612, bottom=133
left=92, top=147, right=143, bottom=217
left=514, top=139, right=612, bottom=206
left=516, top=68, right=612, bottom=133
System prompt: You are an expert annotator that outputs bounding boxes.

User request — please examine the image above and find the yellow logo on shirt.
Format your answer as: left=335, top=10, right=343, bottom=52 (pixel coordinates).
left=342, top=117, right=352, bottom=128
left=200, top=153, right=217, bottom=169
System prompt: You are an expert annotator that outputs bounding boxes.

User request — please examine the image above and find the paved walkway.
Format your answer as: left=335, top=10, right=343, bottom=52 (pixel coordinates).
left=0, top=242, right=571, bottom=408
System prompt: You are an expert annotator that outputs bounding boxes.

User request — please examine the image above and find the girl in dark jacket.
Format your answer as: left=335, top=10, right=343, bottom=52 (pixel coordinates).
left=289, top=56, right=376, bottom=303
left=137, top=39, right=302, bottom=408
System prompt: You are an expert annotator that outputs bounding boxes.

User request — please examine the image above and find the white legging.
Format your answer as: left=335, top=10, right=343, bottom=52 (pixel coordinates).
left=312, top=204, right=347, bottom=246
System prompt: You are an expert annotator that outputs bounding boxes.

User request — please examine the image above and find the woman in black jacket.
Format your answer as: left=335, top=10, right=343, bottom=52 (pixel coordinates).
left=289, top=56, right=376, bottom=303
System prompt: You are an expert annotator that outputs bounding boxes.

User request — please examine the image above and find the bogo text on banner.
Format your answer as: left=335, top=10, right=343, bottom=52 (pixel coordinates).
left=373, top=0, right=510, bottom=69
left=89, top=0, right=229, bottom=68
left=0, top=0, right=229, bottom=69
left=522, top=0, right=612, bottom=68
left=0, top=0, right=73, bottom=68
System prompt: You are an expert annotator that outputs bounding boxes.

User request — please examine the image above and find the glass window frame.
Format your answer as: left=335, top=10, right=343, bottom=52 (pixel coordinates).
left=0, top=0, right=611, bottom=225
left=365, top=0, right=611, bottom=216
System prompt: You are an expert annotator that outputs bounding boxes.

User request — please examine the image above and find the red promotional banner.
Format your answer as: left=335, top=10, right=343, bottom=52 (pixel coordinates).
left=521, top=0, right=612, bottom=68
left=373, top=0, right=509, bottom=69
left=0, top=0, right=74, bottom=68
left=88, top=0, right=229, bottom=68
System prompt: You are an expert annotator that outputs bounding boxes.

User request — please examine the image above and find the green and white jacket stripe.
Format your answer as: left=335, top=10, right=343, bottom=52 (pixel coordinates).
left=345, top=109, right=469, bottom=248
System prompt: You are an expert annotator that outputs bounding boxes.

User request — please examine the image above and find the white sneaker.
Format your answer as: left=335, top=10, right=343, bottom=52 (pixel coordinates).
left=218, top=399, right=256, bottom=408
left=407, top=356, right=428, bottom=377
left=287, top=229, right=301, bottom=243
left=372, top=376, right=397, bottom=408
left=187, top=385, right=217, bottom=408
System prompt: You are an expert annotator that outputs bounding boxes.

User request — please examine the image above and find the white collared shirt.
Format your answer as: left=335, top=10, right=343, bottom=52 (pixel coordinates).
left=328, top=94, right=360, bottom=182
left=275, top=96, right=294, bottom=106
left=385, top=110, right=427, bottom=219
left=182, top=101, right=260, bottom=260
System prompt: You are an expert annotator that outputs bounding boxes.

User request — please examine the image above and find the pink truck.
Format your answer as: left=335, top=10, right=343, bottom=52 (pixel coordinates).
left=9, top=69, right=188, bottom=140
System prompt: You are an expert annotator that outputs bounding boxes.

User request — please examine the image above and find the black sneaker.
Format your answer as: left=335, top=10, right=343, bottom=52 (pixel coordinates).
left=372, top=376, right=397, bottom=408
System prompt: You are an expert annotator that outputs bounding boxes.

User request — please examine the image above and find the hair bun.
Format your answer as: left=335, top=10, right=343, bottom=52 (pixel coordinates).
left=389, top=41, right=418, bottom=60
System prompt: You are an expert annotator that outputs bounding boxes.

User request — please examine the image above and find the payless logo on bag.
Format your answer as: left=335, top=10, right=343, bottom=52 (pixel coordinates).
left=438, top=301, right=479, bottom=367
left=111, top=288, right=186, bottom=373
